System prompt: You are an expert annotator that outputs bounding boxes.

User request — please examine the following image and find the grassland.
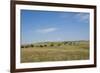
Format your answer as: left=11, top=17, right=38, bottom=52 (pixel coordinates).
left=21, top=41, right=89, bottom=63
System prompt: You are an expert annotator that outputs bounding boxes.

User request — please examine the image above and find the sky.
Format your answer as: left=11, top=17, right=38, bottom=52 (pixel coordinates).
left=21, top=10, right=90, bottom=44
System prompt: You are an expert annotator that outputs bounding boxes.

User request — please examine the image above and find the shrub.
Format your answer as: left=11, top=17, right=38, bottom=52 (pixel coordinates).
left=68, top=42, right=72, bottom=45
left=44, top=45, right=47, bottom=47
left=40, top=45, right=43, bottom=47
left=25, top=45, right=28, bottom=48
left=58, top=43, right=61, bottom=46
left=21, top=45, right=24, bottom=48
left=64, top=42, right=68, bottom=45
left=30, top=44, right=34, bottom=47
left=50, top=44, right=54, bottom=47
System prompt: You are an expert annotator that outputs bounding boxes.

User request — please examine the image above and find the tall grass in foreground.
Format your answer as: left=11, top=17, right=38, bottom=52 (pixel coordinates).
left=21, top=41, right=89, bottom=63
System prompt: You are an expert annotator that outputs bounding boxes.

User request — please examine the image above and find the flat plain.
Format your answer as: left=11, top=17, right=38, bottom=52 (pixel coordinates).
left=21, top=41, right=89, bottom=63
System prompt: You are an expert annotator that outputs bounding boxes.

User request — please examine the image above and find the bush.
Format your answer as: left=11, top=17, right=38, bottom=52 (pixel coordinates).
left=44, top=45, right=47, bottom=47
left=68, top=42, right=72, bottom=45
left=30, top=44, right=34, bottom=47
left=40, top=45, right=43, bottom=47
left=58, top=44, right=61, bottom=46
left=25, top=46, right=28, bottom=48
left=50, top=44, right=54, bottom=47
left=64, top=42, right=68, bottom=45
left=21, top=45, right=24, bottom=48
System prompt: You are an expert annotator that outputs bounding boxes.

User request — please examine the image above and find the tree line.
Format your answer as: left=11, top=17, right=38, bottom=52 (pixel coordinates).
left=21, top=42, right=79, bottom=48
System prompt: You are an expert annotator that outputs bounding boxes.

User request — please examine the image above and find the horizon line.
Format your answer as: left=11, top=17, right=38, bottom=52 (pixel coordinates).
left=21, top=40, right=89, bottom=45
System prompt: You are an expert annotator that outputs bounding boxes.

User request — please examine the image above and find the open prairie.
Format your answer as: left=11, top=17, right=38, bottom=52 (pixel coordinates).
left=21, top=41, right=89, bottom=63
left=21, top=10, right=90, bottom=63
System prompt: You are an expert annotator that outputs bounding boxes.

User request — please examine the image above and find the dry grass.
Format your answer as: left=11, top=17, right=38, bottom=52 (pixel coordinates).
left=21, top=42, right=89, bottom=63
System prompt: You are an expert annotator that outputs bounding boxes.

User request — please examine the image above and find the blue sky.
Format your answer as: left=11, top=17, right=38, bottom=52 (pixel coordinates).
left=21, top=10, right=90, bottom=44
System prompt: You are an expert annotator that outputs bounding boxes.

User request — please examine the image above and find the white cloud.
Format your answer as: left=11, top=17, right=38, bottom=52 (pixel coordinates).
left=75, top=13, right=89, bottom=22
left=36, top=27, right=58, bottom=33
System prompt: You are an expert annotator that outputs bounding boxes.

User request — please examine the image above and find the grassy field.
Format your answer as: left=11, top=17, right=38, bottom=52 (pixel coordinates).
left=21, top=41, right=89, bottom=63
